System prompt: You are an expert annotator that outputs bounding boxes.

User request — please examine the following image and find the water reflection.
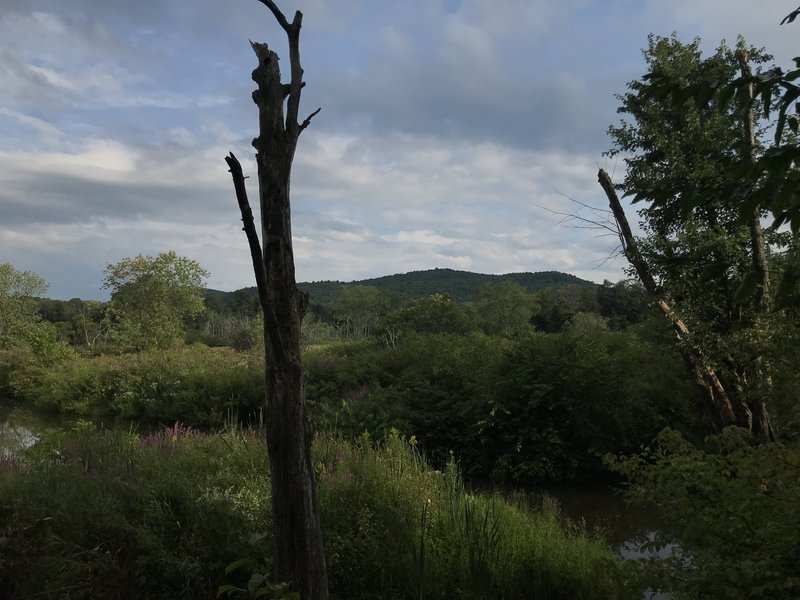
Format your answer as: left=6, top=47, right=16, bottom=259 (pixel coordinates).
left=0, top=401, right=43, bottom=456
left=526, top=487, right=674, bottom=600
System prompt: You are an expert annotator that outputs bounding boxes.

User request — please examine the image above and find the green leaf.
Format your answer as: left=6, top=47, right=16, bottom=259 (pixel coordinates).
left=717, top=83, right=736, bottom=111
left=699, top=262, right=728, bottom=283
left=217, top=584, right=247, bottom=597
left=732, top=272, right=759, bottom=305
left=791, top=209, right=800, bottom=235
left=247, top=572, right=268, bottom=596
left=225, top=557, right=256, bottom=574
left=760, top=85, right=773, bottom=120
left=775, top=86, right=800, bottom=144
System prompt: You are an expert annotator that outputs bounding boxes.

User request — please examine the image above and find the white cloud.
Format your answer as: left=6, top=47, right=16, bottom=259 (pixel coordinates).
left=7, top=0, right=784, bottom=298
left=0, top=107, right=63, bottom=140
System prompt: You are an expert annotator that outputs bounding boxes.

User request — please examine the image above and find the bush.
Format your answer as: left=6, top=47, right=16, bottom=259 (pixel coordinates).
left=306, top=330, right=702, bottom=484
left=0, top=428, right=637, bottom=600
left=482, top=329, right=701, bottom=482
left=606, top=427, right=800, bottom=599
left=0, top=425, right=269, bottom=599
left=12, top=346, right=264, bottom=427
left=307, top=333, right=509, bottom=471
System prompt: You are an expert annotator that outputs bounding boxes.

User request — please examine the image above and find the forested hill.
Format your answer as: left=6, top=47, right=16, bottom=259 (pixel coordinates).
left=312, top=268, right=594, bottom=302
left=206, top=268, right=596, bottom=307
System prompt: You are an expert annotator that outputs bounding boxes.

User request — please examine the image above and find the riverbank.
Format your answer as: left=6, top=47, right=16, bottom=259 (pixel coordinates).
left=0, top=424, right=639, bottom=599
left=0, top=401, right=666, bottom=555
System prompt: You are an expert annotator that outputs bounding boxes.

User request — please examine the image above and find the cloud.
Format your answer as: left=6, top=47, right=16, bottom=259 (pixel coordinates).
left=4, top=0, right=791, bottom=299
left=0, top=107, right=64, bottom=140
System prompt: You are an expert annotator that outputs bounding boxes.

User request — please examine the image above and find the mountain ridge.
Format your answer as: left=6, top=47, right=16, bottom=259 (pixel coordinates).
left=205, top=268, right=597, bottom=307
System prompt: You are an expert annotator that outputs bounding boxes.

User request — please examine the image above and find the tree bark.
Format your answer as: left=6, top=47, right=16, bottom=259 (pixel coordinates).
left=736, top=51, right=776, bottom=442
left=598, top=168, right=740, bottom=429
left=737, top=51, right=770, bottom=309
left=226, top=3, right=328, bottom=598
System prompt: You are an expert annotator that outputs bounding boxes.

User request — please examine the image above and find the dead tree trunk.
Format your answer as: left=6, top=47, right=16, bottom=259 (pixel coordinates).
left=598, top=168, right=742, bottom=430
left=225, top=2, right=328, bottom=598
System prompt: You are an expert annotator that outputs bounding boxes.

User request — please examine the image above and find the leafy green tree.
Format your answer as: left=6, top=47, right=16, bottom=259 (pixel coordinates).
left=596, top=280, right=650, bottom=330
left=0, top=264, right=73, bottom=378
left=330, top=285, right=399, bottom=339
left=385, top=293, right=474, bottom=335
left=564, top=311, right=609, bottom=334
left=531, top=285, right=598, bottom=333
left=104, top=251, right=208, bottom=351
left=640, top=9, right=800, bottom=306
left=0, top=263, right=48, bottom=348
left=605, top=34, right=797, bottom=438
left=475, top=281, right=537, bottom=337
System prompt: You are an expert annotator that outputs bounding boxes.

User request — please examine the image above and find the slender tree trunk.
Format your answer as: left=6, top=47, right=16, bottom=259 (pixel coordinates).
left=226, top=3, right=328, bottom=597
left=737, top=51, right=770, bottom=309
left=598, top=168, right=741, bottom=429
left=737, top=51, right=776, bottom=442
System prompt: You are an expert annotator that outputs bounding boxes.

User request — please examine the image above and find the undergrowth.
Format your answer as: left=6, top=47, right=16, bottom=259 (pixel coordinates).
left=0, top=426, right=636, bottom=599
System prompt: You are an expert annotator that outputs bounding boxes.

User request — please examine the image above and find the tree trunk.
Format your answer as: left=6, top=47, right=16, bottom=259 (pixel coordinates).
left=736, top=50, right=776, bottom=442
left=598, top=168, right=741, bottom=430
left=226, top=3, right=328, bottom=598
left=737, top=51, right=770, bottom=309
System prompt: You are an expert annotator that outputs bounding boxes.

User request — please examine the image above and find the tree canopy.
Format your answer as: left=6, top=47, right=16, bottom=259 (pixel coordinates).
left=0, top=263, right=48, bottom=349
left=104, top=251, right=208, bottom=351
left=603, top=33, right=800, bottom=439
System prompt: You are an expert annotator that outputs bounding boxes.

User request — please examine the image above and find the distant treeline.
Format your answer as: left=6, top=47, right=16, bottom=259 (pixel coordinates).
left=38, top=269, right=649, bottom=350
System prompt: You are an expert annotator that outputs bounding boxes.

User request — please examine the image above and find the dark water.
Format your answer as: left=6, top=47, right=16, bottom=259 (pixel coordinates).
left=537, top=486, right=657, bottom=547
left=535, top=487, right=674, bottom=600
left=0, top=400, right=49, bottom=456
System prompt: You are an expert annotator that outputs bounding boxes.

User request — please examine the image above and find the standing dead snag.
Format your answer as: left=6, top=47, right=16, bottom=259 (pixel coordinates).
left=225, top=2, right=328, bottom=598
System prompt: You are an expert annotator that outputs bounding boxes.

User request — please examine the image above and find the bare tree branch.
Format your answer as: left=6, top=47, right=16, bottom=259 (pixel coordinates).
left=781, top=5, right=800, bottom=24
left=255, top=0, right=293, bottom=32
left=556, top=191, right=614, bottom=216
left=534, top=202, right=621, bottom=235
left=224, top=152, right=285, bottom=361
left=299, top=107, right=322, bottom=133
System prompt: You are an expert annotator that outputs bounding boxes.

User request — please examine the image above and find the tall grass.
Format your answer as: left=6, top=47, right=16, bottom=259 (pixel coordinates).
left=0, top=427, right=637, bottom=600
left=10, top=346, right=264, bottom=426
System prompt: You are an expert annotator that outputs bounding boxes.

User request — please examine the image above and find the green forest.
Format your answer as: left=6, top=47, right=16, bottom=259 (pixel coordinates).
left=3, top=22, right=800, bottom=600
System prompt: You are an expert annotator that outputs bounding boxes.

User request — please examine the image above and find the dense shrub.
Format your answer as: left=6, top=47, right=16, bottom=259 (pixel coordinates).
left=11, top=346, right=264, bottom=427
left=307, top=333, right=509, bottom=469
left=9, top=326, right=704, bottom=485
left=607, top=427, right=800, bottom=600
left=307, top=329, right=702, bottom=483
left=0, top=428, right=638, bottom=600
left=0, top=424, right=269, bottom=599
left=482, top=329, right=701, bottom=482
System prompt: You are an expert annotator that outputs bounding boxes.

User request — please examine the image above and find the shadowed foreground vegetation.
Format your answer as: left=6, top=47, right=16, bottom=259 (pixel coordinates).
left=0, top=427, right=636, bottom=600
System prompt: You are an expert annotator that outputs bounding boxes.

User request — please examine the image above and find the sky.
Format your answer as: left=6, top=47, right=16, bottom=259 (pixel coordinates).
left=1, top=0, right=798, bottom=299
